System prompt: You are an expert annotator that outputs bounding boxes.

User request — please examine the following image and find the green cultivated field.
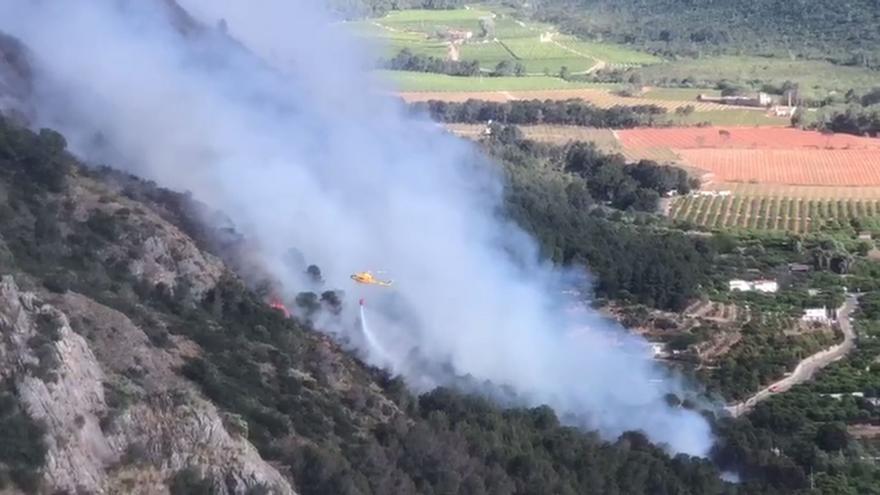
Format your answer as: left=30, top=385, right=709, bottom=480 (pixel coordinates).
left=642, top=87, right=720, bottom=101
left=669, top=109, right=790, bottom=126
left=637, top=56, right=880, bottom=100
left=459, top=41, right=516, bottom=69
left=378, top=70, right=612, bottom=91
left=557, top=39, right=662, bottom=66
left=377, top=7, right=496, bottom=31
left=354, top=7, right=660, bottom=87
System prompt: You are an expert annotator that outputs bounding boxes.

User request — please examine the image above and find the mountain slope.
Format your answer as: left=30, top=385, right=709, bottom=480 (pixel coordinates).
left=0, top=118, right=297, bottom=494
left=0, top=92, right=759, bottom=494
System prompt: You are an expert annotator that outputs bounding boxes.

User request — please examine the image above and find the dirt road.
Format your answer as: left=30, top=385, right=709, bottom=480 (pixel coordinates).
left=725, top=295, right=858, bottom=417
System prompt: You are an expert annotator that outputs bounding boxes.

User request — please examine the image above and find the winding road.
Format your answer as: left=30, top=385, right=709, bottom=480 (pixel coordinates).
left=725, top=294, right=858, bottom=417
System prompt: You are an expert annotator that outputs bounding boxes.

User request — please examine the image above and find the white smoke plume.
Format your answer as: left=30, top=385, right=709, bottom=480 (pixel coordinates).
left=0, top=0, right=713, bottom=455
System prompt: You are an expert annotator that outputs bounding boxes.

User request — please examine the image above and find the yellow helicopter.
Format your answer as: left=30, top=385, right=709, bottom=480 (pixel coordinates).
left=350, top=271, right=393, bottom=287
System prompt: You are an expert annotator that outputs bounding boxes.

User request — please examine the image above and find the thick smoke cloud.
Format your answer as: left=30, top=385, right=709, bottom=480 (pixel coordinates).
left=0, top=0, right=713, bottom=455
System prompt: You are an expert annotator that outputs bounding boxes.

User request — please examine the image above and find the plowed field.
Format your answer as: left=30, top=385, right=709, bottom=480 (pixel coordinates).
left=675, top=149, right=880, bottom=186
left=617, top=127, right=880, bottom=150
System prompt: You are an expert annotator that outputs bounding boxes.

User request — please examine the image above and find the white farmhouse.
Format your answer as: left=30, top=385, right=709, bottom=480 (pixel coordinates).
left=802, top=307, right=833, bottom=323
left=729, top=279, right=752, bottom=291
left=728, top=279, right=778, bottom=293
left=752, top=280, right=779, bottom=293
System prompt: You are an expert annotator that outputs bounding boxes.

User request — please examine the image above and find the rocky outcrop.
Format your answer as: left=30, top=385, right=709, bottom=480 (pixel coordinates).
left=0, top=276, right=295, bottom=494
left=104, top=393, right=293, bottom=495
left=68, top=177, right=227, bottom=300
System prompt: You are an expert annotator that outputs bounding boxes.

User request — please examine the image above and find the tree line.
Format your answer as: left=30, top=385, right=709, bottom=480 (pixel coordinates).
left=382, top=49, right=530, bottom=78
left=381, top=48, right=481, bottom=77
left=413, top=98, right=667, bottom=127
left=814, top=87, right=880, bottom=136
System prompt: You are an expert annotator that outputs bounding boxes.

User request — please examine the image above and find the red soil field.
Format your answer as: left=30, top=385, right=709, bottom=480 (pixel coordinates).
left=617, top=127, right=880, bottom=150
left=676, top=149, right=880, bottom=186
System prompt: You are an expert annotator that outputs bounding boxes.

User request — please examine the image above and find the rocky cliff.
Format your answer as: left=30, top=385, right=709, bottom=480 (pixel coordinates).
left=0, top=101, right=301, bottom=492
left=0, top=238, right=294, bottom=494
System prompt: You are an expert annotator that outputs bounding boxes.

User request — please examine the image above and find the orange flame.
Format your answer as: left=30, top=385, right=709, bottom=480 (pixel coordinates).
left=268, top=298, right=291, bottom=318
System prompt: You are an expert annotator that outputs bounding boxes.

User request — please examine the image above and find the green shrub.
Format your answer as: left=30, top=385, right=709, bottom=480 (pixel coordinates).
left=0, top=386, right=47, bottom=492
left=169, top=467, right=214, bottom=495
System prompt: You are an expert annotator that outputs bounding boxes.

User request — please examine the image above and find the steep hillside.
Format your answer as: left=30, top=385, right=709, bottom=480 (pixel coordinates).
left=0, top=101, right=758, bottom=494
left=0, top=117, right=297, bottom=494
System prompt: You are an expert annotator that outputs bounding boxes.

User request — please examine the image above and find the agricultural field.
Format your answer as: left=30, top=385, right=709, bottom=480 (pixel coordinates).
left=458, top=40, right=517, bottom=69
left=556, top=39, right=661, bottom=67
left=675, top=149, right=880, bottom=186
left=641, top=87, right=720, bottom=101
left=667, top=110, right=789, bottom=127
left=618, top=127, right=880, bottom=187
left=670, top=195, right=880, bottom=233
left=383, top=71, right=608, bottom=92
left=622, top=126, right=880, bottom=232
left=635, top=56, right=880, bottom=101
left=617, top=127, right=880, bottom=150
left=397, top=84, right=748, bottom=113
left=449, top=123, right=880, bottom=233
left=498, top=37, right=598, bottom=74
left=355, top=7, right=660, bottom=85
left=446, top=123, right=621, bottom=149
left=373, top=7, right=499, bottom=32
left=364, top=9, right=822, bottom=126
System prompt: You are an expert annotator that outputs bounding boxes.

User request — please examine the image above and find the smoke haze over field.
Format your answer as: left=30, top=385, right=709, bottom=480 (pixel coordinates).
left=0, top=0, right=713, bottom=455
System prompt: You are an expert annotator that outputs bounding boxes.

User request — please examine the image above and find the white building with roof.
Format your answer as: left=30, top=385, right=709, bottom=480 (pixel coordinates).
left=802, top=307, right=834, bottom=323
left=729, top=279, right=778, bottom=293
left=729, top=280, right=752, bottom=291
left=752, top=280, right=779, bottom=293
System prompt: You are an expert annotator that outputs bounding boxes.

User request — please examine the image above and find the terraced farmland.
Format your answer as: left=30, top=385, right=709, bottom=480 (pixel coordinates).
left=670, top=195, right=880, bottom=232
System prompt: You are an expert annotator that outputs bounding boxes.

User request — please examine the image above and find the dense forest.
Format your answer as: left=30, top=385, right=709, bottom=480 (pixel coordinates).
left=482, top=125, right=705, bottom=310
left=513, top=0, right=880, bottom=67
left=414, top=99, right=668, bottom=128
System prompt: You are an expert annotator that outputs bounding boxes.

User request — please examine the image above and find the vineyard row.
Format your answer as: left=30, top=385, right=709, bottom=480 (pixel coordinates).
left=669, top=195, right=880, bottom=232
